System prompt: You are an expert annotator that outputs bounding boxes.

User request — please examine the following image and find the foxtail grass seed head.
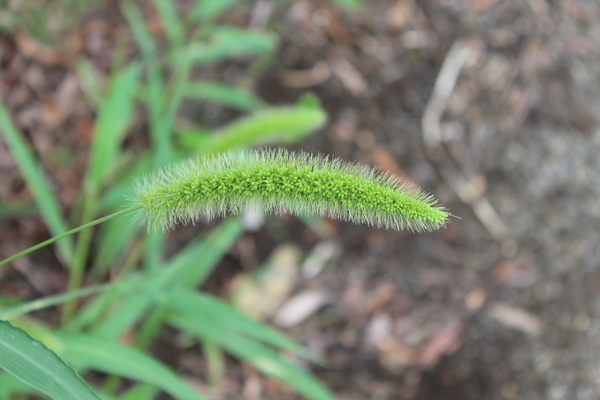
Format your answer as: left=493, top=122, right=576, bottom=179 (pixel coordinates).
left=131, top=149, right=449, bottom=232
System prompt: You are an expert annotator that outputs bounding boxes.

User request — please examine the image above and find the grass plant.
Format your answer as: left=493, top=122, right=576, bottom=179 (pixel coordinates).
left=0, top=1, right=448, bottom=399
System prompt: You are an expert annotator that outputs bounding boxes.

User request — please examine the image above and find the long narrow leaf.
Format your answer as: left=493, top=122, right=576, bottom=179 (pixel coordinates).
left=53, top=331, right=208, bottom=400
left=168, top=313, right=334, bottom=400
left=197, top=97, right=326, bottom=154
left=135, top=217, right=245, bottom=346
left=153, top=0, right=185, bottom=49
left=181, top=28, right=277, bottom=65
left=86, top=63, right=140, bottom=190
left=0, top=100, right=74, bottom=262
left=94, top=153, right=153, bottom=274
left=183, top=81, right=263, bottom=111
left=164, top=290, right=310, bottom=357
left=189, top=0, right=240, bottom=21
left=0, top=283, right=117, bottom=319
left=92, top=218, right=244, bottom=340
left=119, top=383, right=158, bottom=400
left=121, top=1, right=157, bottom=58
left=0, top=371, right=42, bottom=397
left=0, top=320, right=100, bottom=400
left=76, top=58, right=105, bottom=108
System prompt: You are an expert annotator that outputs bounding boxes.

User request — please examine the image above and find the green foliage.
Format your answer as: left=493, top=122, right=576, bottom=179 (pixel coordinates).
left=0, top=0, right=435, bottom=399
left=0, top=100, right=75, bottom=263
left=52, top=331, right=208, bottom=400
left=0, top=0, right=105, bottom=44
left=193, top=94, right=327, bottom=154
left=167, top=291, right=334, bottom=400
left=332, top=0, right=364, bottom=8
left=0, top=320, right=100, bottom=400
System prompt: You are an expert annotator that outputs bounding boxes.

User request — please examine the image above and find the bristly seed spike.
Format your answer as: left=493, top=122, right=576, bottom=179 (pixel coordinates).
left=130, top=148, right=450, bottom=232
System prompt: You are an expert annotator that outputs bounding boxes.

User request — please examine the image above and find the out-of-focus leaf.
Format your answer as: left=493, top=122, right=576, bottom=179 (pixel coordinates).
left=52, top=331, right=208, bottom=400
left=182, top=27, right=277, bottom=65
left=152, top=0, right=184, bottom=49
left=0, top=99, right=74, bottom=263
left=184, top=81, right=263, bottom=111
left=119, top=383, right=158, bottom=400
left=135, top=217, right=245, bottom=347
left=189, top=0, right=239, bottom=21
left=99, top=152, right=152, bottom=211
left=92, top=217, right=244, bottom=340
left=0, top=371, right=42, bottom=397
left=76, top=58, right=105, bottom=108
left=0, top=283, right=116, bottom=320
left=0, top=320, right=100, bottom=400
left=203, top=340, right=225, bottom=387
left=0, top=200, right=36, bottom=218
left=333, top=0, right=363, bottom=7
left=195, top=94, right=326, bottom=154
left=168, top=307, right=333, bottom=400
left=92, top=215, right=141, bottom=276
left=121, top=1, right=156, bottom=58
left=163, top=290, right=310, bottom=358
left=86, top=63, right=140, bottom=190
left=175, top=128, right=211, bottom=150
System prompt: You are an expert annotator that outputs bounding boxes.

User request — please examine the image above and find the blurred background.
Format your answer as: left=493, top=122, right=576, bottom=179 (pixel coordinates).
left=1, top=0, right=599, bottom=399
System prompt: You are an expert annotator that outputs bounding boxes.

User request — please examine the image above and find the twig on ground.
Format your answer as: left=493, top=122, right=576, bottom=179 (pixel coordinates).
left=422, top=39, right=509, bottom=240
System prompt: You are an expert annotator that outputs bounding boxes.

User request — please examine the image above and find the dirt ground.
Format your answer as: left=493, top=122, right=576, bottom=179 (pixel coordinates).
left=2, top=0, right=600, bottom=399
left=260, top=1, right=600, bottom=399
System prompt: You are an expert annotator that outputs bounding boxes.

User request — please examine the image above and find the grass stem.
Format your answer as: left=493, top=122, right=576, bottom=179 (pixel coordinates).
left=0, top=207, right=140, bottom=268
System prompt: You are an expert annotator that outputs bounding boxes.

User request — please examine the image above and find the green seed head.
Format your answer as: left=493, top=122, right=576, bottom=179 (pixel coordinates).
left=131, top=149, right=450, bottom=232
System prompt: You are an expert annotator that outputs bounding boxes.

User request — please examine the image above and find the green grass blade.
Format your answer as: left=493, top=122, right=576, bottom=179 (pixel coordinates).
left=134, top=217, right=245, bottom=347
left=168, top=313, right=334, bottom=400
left=121, top=0, right=170, bottom=149
left=119, top=383, right=158, bottom=400
left=152, top=0, right=185, bottom=49
left=165, top=290, right=310, bottom=357
left=99, top=152, right=153, bottom=210
left=0, top=320, right=100, bottom=400
left=0, top=283, right=117, bottom=319
left=182, top=27, right=277, bottom=65
left=91, top=287, right=156, bottom=340
left=203, top=340, right=225, bottom=387
left=183, top=81, right=263, bottom=111
left=333, top=0, right=363, bottom=7
left=0, top=100, right=74, bottom=263
left=212, top=26, right=278, bottom=55
left=86, top=63, right=140, bottom=190
left=189, top=0, right=239, bottom=21
left=196, top=95, right=326, bottom=154
left=173, top=217, right=245, bottom=288
left=53, top=331, right=208, bottom=400
left=121, top=0, right=171, bottom=164
left=76, top=58, right=105, bottom=108
left=122, top=1, right=173, bottom=167
left=92, top=217, right=243, bottom=340
left=67, top=283, right=126, bottom=332
left=63, top=58, right=140, bottom=325
left=0, top=200, right=36, bottom=218
left=121, top=1, right=157, bottom=58
left=93, top=153, right=150, bottom=275
left=0, top=371, right=42, bottom=397
left=93, top=215, right=141, bottom=276
left=175, top=128, right=210, bottom=150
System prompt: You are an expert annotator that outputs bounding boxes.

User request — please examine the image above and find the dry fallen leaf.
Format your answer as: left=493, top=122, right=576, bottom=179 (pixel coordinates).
left=414, top=321, right=462, bottom=367
left=273, top=289, right=329, bottom=328
left=488, top=303, right=543, bottom=336
left=230, top=244, right=300, bottom=321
